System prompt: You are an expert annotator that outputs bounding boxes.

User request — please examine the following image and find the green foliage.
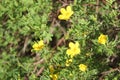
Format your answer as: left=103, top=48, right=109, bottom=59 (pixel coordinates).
left=0, top=0, right=120, bottom=80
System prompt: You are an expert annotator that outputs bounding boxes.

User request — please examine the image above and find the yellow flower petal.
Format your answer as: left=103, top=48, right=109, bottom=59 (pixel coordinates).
left=58, top=5, right=74, bottom=20
left=66, top=41, right=80, bottom=58
left=38, top=40, right=44, bottom=45
left=66, top=6, right=73, bottom=13
left=69, top=42, right=75, bottom=48
left=58, top=15, right=64, bottom=20
left=65, top=63, right=70, bottom=66
left=66, top=49, right=72, bottom=55
left=66, top=6, right=73, bottom=16
left=53, top=74, right=58, bottom=80
left=50, top=74, right=58, bottom=80
left=60, top=8, right=66, bottom=14
left=49, top=65, right=54, bottom=73
left=32, top=43, right=40, bottom=50
left=79, top=64, right=87, bottom=72
left=32, top=40, right=44, bottom=51
left=66, top=6, right=72, bottom=12
left=98, top=34, right=107, bottom=45
left=75, top=42, right=79, bottom=48
left=65, top=59, right=72, bottom=66
left=75, top=48, right=80, bottom=54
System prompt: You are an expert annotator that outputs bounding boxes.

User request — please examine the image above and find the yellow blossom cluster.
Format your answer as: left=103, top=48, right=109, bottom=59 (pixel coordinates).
left=30, top=4, right=105, bottom=76
left=79, top=64, right=87, bottom=72
left=32, top=40, right=44, bottom=51
left=98, top=34, right=107, bottom=45
left=65, top=59, right=72, bottom=66
left=58, top=6, right=74, bottom=20
left=66, top=42, right=80, bottom=58
left=49, top=65, right=58, bottom=80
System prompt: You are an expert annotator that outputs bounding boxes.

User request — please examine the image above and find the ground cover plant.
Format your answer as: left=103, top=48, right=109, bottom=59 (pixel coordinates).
left=0, top=0, right=120, bottom=80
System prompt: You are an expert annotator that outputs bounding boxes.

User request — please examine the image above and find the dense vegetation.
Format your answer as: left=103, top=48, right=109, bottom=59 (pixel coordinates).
left=0, top=0, right=120, bottom=80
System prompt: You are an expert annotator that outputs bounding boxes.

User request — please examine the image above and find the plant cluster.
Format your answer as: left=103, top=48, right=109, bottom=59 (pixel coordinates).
left=0, top=0, right=120, bottom=80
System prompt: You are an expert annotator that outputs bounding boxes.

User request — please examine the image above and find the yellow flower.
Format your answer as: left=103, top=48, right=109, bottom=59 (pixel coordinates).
left=49, top=65, right=54, bottom=73
left=65, top=59, right=72, bottom=66
left=50, top=74, right=58, bottom=80
left=66, top=42, right=80, bottom=58
left=58, top=6, right=74, bottom=20
left=49, top=65, right=58, bottom=80
left=79, top=64, right=87, bottom=72
left=32, top=40, right=44, bottom=51
left=98, top=34, right=107, bottom=45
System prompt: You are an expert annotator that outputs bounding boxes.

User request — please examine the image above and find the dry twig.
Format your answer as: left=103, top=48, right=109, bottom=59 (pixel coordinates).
left=36, top=67, right=45, bottom=77
left=99, top=67, right=120, bottom=80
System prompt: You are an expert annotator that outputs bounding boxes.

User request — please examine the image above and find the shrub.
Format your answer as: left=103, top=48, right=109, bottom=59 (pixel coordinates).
left=0, top=0, right=120, bottom=80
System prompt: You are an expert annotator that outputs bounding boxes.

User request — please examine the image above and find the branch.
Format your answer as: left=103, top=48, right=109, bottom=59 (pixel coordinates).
left=99, top=67, right=120, bottom=80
